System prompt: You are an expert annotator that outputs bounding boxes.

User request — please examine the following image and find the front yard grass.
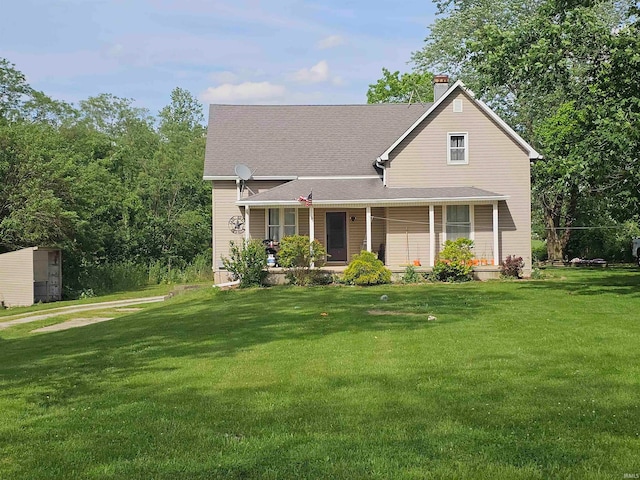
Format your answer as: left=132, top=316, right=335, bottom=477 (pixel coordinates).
left=0, top=267, right=639, bottom=479
left=0, top=283, right=174, bottom=318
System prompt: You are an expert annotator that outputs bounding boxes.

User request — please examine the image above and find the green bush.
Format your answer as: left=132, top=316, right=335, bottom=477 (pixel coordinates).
left=148, top=251, right=214, bottom=284
left=530, top=267, right=546, bottom=279
left=221, top=239, right=267, bottom=288
left=430, top=238, right=474, bottom=282
left=343, top=251, right=392, bottom=285
left=532, top=239, right=548, bottom=263
left=72, top=260, right=149, bottom=296
left=401, top=265, right=423, bottom=284
left=277, top=235, right=328, bottom=286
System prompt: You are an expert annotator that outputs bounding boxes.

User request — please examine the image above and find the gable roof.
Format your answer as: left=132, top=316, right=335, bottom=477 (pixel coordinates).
left=203, top=81, right=541, bottom=181
left=377, top=80, right=542, bottom=162
left=203, top=104, right=431, bottom=179
left=237, top=178, right=507, bottom=207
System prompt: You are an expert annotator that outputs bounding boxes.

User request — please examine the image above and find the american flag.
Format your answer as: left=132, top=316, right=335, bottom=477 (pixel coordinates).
left=297, top=191, right=313, bottom=207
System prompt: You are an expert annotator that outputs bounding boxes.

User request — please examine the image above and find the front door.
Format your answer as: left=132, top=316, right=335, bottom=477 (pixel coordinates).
left=326, top=212, right=347, bottom=262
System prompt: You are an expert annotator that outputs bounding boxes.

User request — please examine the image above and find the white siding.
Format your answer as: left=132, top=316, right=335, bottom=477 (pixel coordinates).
left=0, top=248, right=35, bottom=307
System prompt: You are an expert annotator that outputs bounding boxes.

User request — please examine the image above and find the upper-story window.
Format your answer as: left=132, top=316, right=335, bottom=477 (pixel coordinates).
left=267, top=207, right=297, bottom=241
left=447, top=133, right=468, bottom=165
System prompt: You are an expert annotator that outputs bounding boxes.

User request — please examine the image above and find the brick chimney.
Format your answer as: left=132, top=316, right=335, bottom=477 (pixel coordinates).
left=433, top=74, right=449, bottom=101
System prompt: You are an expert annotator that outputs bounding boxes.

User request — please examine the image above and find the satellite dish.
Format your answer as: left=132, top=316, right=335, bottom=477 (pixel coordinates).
left=234, top=164, right=253, bottom=181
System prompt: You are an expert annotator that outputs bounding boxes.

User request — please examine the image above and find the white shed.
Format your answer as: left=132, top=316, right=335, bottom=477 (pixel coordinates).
left=0, top=247, right=62, bottom=307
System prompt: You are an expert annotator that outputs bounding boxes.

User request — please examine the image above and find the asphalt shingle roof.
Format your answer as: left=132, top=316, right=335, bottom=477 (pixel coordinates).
left=203, top=104, right=432, bottom=177
left=237, top=178, right=507, bottom=205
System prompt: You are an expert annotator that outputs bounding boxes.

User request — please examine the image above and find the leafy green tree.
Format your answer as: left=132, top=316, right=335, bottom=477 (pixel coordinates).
left=367, top=68, right=434, bottom=104
left=412, top=0, right=542, bottom=93
left=0, top=58, right=33, bottom=121
left=0, top=122, right=70, bottom=250
left=138, top=87, right=209, bottom=263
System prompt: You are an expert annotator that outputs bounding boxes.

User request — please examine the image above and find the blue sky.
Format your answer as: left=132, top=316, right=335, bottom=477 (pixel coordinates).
left=1, top=0, right=437, bottom=115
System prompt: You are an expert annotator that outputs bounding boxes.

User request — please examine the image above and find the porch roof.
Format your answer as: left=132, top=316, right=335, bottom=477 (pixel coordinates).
left=236, top=178, right=508, bottom=207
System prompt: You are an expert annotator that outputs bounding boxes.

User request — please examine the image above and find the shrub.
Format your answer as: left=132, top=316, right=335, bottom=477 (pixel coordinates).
left=501, top=255, right=525, bottom=279
left=430, top=238, right=474, bottom=282
left=530, top=267, right=545, bottom=280
left=148, top=251, right=215, bottom=284
left=532, top=240, right=548, bottom=263
left=221, top=239, right=267, bottom=288
left=73, top=260, right=149, bottom=296
left=343, top=251, right=392, bottom=285
left=277, top=235, right=328, bottom=286
left=401, top=265, right=423, bottom=284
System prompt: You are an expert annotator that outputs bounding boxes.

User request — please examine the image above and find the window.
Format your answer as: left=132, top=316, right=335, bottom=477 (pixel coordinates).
left=447, top=133, right=468, bottom=164
left=446, top=205, right=471, bottom=241
left=267, top=208, right=297, bottom=241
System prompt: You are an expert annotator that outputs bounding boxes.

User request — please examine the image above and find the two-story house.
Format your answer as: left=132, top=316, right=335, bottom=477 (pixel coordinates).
left=204, top=76, right=540, bottom=282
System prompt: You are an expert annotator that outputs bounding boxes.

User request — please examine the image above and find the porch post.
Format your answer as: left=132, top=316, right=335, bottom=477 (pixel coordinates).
left=429, top=204, right=435, bottom=267
left=366, top=206, right=372, bottom=252
left=244, top=206, right=250, bottom=241
left=493, top=201, right=499, bottom=266
left=309, top=206, right=315, bottom=268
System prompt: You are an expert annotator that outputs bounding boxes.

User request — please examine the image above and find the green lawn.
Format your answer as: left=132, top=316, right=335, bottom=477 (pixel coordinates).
left=1, top=268, right=639, bottom=479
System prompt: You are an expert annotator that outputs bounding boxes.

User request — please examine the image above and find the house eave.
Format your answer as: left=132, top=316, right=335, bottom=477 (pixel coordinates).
left=203, top=175, right=299, bottom=181
left=237, top=195, right=509, bottom=207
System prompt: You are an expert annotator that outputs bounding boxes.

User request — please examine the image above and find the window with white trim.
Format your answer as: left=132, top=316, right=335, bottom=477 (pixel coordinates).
left=447, top=133, right=468, bottom=164
left=267, top=208, right=297, bottom=241
left=446, top=205, right=471, bottom=241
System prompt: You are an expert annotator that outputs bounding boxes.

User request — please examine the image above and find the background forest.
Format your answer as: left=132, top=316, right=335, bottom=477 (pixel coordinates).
left=1, top=59, right=211, bottom=297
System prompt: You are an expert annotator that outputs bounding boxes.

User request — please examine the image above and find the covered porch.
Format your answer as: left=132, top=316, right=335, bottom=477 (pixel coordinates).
left=237, top=178, right=508, bottom=269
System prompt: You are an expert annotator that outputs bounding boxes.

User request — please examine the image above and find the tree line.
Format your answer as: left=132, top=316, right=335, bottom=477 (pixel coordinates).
left=368, top=0, right=640, bottom=262
left=0, top=58, right=211, bottom=295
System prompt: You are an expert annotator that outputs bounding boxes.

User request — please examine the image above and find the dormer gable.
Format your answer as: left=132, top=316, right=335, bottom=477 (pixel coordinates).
left=377, top=81, right=540, bottom=164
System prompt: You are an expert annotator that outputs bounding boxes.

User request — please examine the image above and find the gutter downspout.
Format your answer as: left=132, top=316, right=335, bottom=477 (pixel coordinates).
left=375, top=157, right=387, bottom=186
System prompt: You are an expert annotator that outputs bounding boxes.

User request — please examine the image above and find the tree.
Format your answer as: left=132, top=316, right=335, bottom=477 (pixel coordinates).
left=138, top=87, right=209, bottom=263
left=411, top=0, right=542, bottom=98
left=0, top=58, right=33, bottom=121
left=0, top=121, right=79, bottom=252
left=367, top=68, right=434, bottom=104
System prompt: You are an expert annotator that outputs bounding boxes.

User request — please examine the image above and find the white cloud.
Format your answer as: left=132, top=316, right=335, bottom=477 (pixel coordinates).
left=316, top=35, right=345, bottom=50
left=200, top=82, right=286, bottom=103
left=293, top=60, right=330, bottom=84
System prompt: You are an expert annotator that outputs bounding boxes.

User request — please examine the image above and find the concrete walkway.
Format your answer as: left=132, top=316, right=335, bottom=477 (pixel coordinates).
left=0, top=296, right=166, bottom=330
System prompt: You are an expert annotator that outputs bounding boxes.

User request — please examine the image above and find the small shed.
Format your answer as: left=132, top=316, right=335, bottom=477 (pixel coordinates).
left=0, top=247, right=62, bottom=307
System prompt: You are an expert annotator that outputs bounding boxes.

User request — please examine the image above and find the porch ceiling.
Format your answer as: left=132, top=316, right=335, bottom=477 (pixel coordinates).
left=236, top=178, right=508, bottom=207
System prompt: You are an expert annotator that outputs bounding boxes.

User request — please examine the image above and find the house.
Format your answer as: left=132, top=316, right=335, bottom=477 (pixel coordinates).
left=0, top=247, right=62, bottom=307
left=203, top=76, right=540, bottom=282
